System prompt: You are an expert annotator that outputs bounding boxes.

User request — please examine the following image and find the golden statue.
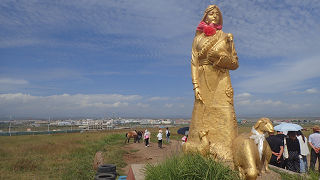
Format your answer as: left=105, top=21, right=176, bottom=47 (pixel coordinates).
left=183, top=5, right=239, bottom=161
left=232, top=118, right=273, bottom=180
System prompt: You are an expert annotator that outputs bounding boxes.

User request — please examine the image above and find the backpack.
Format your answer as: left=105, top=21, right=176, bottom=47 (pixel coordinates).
left=167, top=131, right=170, bottom=136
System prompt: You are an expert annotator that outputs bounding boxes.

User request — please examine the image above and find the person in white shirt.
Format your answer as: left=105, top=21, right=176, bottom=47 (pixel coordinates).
left=309, top=125, right=320, bottom=172
left=297, top=130, right=309, bottom=173
left=157, top=130, right=163, bottom=149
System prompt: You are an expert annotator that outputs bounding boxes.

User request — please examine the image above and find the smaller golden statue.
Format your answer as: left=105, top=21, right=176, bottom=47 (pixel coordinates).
left=182, top=130, right=210, bottom=156
left=232, top=118, right=274, bottom=180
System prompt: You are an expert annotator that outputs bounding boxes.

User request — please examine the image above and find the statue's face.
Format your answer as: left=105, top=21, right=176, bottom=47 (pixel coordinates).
left=205, top=9, right=220, bottom=24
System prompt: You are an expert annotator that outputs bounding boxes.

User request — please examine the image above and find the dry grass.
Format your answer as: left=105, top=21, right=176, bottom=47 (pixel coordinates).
left=1, top=123, right=318, bottom=179
left=0, top=130, right=126, bottom=180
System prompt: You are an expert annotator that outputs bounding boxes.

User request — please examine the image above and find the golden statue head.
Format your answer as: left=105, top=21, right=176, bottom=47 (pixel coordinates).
left=201, top=5, right=223, bottom=25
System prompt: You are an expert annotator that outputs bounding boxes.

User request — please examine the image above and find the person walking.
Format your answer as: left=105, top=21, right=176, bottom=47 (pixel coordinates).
left=284, top=131, right=300, bottom=173
left=157, top=129, right=163, bottom=149
left=309, top=125, right=320, bottom=172
left=297, top=130, right=309, bottom=173
left=266, top=131, right=284, bottom=168
left=166, top=127, right=170, bottom=142
left=144, top=129, right=150, bottom=147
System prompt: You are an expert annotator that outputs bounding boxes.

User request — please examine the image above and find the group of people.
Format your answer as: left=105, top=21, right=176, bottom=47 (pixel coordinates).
left=137, top=127, right=170, bottom=149
left=266, top=125, right=320, bottom=173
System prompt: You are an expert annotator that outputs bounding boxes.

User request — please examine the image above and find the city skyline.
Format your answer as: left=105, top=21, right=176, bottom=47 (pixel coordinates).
left=1, top=1, right=320, bottom=118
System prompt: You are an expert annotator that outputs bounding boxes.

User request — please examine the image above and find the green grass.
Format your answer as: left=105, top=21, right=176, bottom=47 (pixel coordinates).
left=270, top=167, right=320, bottom=180
left=0, top=131, right=128, bottom=180
left=1, top=124, right=320, bottom=179
left=61, top=134, right=127, bottom=179
left=130, top=149, right=140, bottom=153
left=144, top=152, right=240, bottom=180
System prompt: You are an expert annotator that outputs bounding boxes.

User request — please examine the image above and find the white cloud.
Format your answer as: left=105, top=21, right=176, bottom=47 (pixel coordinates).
left=164, top=103, right=173, bottom=108
left=236, top=100, right=251, bottom=106
left=285, top=88, right=320, bottom=95
left=235, top=93, right=252, bottom=100
left=147, top=97, right=170, bottom=101
left=0, top=78, right=29, bottom=85
left=137, top=103, right=149, bottom=108
left=173, top=97, right=185, bottom=100
left=236, top=99, right=282, bottom=107
left=235, top=56, right=320, bottom=93
left=1, top=1, right=320, bottom=118
left=0, top=93, right=141, bottom=116
left=305, top=88, right=319, bottom=94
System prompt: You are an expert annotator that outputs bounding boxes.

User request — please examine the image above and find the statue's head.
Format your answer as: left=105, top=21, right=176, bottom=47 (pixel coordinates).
left=202, top=5, right=223, bottom=25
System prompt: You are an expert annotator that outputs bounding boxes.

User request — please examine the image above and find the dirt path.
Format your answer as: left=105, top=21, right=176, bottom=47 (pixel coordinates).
left=121, top=139, right=282, bottom=179
left=122, top=139, right=181, bottom=174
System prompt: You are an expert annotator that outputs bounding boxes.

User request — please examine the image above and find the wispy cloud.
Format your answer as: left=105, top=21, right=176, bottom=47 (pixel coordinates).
left=0, top=78, right=29, bottom=85
left=148, top=97, right=170, bottom=101
left=137, top=103, right=149, bottom=108
left=1, top=1, right=319, bottom=117
left=285, top=88, right=320, bottom=95
left=235, top=93, right=252, bottom=100
left=235, top=56, right=320, bottom=93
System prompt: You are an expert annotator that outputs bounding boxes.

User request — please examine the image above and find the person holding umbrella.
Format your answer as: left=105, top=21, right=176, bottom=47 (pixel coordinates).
left=274, top=123, right=303, bottom=172
left=309, top=125, right=320, bottom=172
left=284, top=131, right=300, bottom=172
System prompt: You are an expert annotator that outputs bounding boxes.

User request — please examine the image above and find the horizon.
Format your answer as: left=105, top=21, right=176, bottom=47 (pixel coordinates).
left=1, top=1, right=320, bottom=118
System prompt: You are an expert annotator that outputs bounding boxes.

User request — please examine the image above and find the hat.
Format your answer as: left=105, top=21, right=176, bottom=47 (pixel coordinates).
left=313, top=125, right=320, bottom=131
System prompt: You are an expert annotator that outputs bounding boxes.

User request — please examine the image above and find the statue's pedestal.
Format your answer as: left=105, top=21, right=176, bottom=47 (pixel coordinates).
left=126, top=164, right=145, bottom=180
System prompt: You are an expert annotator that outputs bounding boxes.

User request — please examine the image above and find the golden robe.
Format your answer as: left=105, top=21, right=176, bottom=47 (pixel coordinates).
left=189, top=30, right=239, bottom=160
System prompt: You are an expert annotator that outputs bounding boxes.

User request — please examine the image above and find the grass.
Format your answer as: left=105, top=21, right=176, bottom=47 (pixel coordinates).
left=1, top=123, right=320, bottom=179
left=270, top=167, right=320, bottom=180
left=144, top=152, right=240, bottom=180
left=0, top=131, right=128, bottom=180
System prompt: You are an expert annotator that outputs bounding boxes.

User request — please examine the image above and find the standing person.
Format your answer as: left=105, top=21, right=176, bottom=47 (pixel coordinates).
left=297, top=130, right=309, bottom=173
left=181, top=135, right=188, bottom=145
left=266, top=131, right=284, bottom=168
left=157, top=130, right=163, bottom=149
left=309, top=125, right=320, bottom=172
left=137, top=131, right=142, bottom=143
left=284, top=131, right=300, bottom=173
left=276, top=131, right=287, bottom=168
left=166, top=127, right=170, bottom=142
left=144, top=129, right=150, bottom=147
left=276, top=131, right=286, bottom=141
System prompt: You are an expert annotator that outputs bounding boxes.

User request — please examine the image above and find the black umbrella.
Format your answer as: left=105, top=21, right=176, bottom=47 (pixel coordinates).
left=177, top=127, right=189, bottom=135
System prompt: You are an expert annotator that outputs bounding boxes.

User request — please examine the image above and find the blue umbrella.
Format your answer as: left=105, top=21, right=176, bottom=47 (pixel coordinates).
left=177, top=127, right=189, bottom=135
left=274, top=123, right=303, bottom=132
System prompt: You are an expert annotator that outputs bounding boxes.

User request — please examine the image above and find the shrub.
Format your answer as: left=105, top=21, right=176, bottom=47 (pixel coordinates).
left=144, top=152, right=240, bottom=180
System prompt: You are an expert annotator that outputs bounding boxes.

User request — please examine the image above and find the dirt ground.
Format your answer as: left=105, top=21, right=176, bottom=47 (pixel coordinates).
left=122, top=139, right=181, bottom=174
left=122, top=139, right=282, bottom=179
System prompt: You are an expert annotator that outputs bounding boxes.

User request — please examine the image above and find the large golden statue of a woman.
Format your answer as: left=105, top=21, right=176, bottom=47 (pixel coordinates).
left=186, top=5, right=239, bottom=161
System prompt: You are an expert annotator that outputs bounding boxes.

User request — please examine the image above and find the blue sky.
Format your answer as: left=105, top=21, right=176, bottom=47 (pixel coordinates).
left=1, top=0, right=320, bottom=118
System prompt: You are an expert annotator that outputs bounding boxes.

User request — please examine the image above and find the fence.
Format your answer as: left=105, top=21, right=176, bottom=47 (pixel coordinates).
left=0, top=129, right=82, bottom=136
